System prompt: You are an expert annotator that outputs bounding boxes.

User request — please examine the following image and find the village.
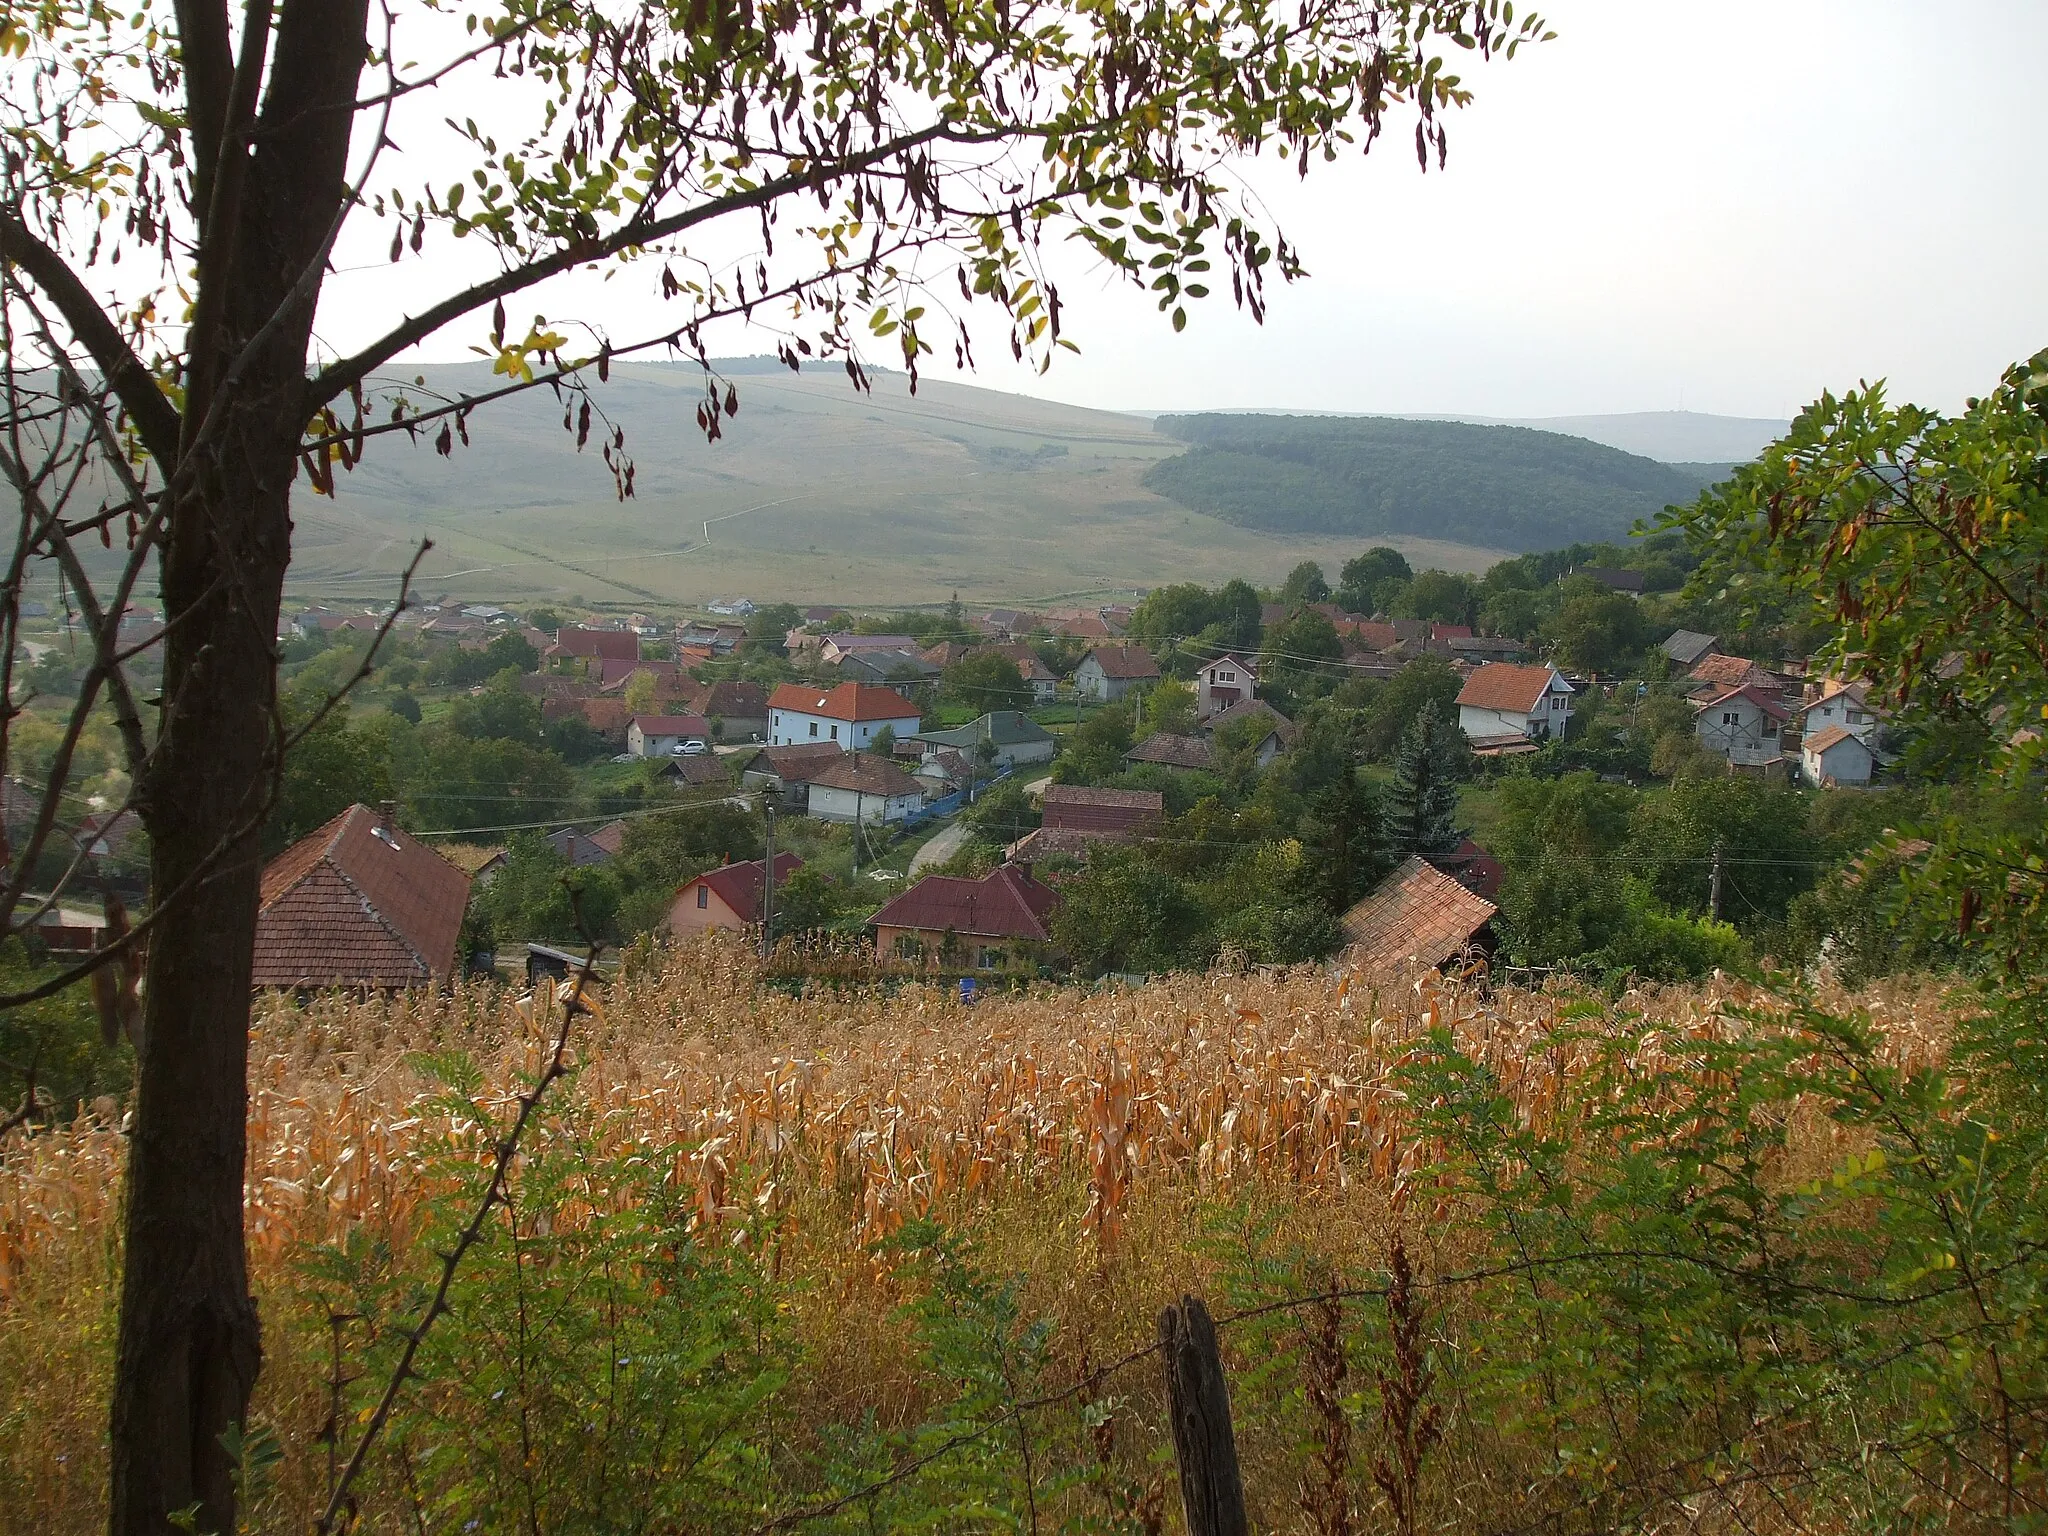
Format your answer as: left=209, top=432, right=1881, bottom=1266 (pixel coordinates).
left=187, top=532, right=1923, bottom=998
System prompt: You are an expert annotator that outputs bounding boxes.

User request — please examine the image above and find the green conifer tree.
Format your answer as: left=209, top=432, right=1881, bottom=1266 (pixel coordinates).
left=1389, top=699, right=1465, bottom=861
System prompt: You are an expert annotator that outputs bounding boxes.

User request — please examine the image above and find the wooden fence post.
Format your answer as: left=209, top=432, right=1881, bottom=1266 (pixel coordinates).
left=1159, top=1294, right=1248, bottom=1536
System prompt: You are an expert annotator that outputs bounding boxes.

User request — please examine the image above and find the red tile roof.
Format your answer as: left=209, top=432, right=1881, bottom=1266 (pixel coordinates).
left=595, top=657, right=686, bottom=689
left=686, top=854, right=803, bottom=924
left=1688, top=653, right=1775, bottom=691
left=1338, top=856, right=1497, bottom=974
left=768, top=681, right=924, bottom=723
left=1455, top=663, right=1562, bottom=714
left=1431, top=623, right=1473, bottom=641
left=552, top=627, right=640, bottom=661
left=1040, top=783, right=1164, bottom=835
left=869, top=864, right=1060, bottom=942
left=1337, top=619, right=1402, bottom=651
left=1694, top=684, right=1792, bottom=722
left=743, top=742, right=847, bottom=780
left=255, top=805, right=471, bottom=989
left=1082, top=643, right=1159, bottom=680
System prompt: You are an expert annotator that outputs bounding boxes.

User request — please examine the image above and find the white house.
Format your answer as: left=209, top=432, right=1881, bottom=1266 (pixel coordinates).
left=1694, top=685, right=1791, bottom=767
left=626, top=713, right=710, bottom=758
left=1801, top=679, right=1886, bottom=746
left=1801, top=724, right=1875, bottom=787
left=1454, top=663, right=1574, bottom=743
left=1194, top=653, right=1257, bottom=717
left=1073, top=643, right=1159, bottom=702
left=790, top=753, right=926, bottom=825
left=767, top=681, right=922, bottom=749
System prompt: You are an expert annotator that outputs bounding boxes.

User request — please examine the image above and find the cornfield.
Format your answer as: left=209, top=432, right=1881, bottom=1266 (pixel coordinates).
left=0, top=934, right=1977, bottom=1533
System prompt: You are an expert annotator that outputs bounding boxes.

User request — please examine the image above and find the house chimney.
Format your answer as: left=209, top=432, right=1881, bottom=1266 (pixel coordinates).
left=1012, top=860, right=1033, bottom=885
left=375, top=799, right=398, bottom=830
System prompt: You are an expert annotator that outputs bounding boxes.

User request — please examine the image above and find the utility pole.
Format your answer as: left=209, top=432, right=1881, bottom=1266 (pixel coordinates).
left=851, top=789, right=862, bottom=877
left=1710, top=837, right=1725, bottom=922
left=760, top=798, right=777, bottom=958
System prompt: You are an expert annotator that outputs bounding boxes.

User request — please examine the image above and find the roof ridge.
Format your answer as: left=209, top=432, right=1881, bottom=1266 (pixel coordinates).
left=324, top=852, right=431, bottom=978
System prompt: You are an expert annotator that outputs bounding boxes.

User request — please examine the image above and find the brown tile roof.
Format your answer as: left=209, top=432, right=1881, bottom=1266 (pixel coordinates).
left=587, top=820, right=628, bottom=858
left=1004, top=826, right=1124, bottom=861
left=660, top=753, right=736, bottom=787
left=768, top=681, right=924, bottom=723
left=1694, top=684, right=1792, bottom=722
left=1455, top=663, right=1562, bottom=714
left=685, top=854, right=803, bottom=924
left=1082, top=643, right=1158, bottom=680
left=630, top=713, right=711, bottom=737
left=794, top=753, right=925, bottom=798
left=743, top=742, right=846, bottom=780
left=1688, top=653, right=1776, bottom=691
left=1040, top=784, right=1164, bottom=811
left=551, top=626, right=640, bottom=661
left=982, top=642, right=1057, bottom=681
left=1050, top=613, right=1122, bottom=639
left=869, top=864, right=1060, bottom=942
left=1338, top=856, right=1497, bottom=974
left=1337, top=619, right=1403, bottom=651
left=255, top=806, right=471, bottom=989
left=1202, top=697, right=1296, bottom=741
left=1800, top=724, right=1863, bottom=755
left=1039, top=783, right=1164, bottom=836
left=594, top=657, right=687, bottom=689
left=1124, top=732, right=1213, bottom=770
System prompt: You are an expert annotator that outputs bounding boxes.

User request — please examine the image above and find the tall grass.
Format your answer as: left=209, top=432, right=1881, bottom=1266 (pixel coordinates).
left=0, top=935, right=1983, bottom=1532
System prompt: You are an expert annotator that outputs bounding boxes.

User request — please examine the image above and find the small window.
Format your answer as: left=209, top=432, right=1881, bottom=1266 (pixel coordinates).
left=831, top=723, right=840, bottom=740
left=696, top=886, right=708, bottom=909
left=808, top=721, right=818, bottom=737
left=1723, top=712, right=1739, bottom=726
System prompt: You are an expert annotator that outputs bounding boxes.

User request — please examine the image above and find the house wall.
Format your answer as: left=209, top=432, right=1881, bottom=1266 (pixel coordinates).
left=1804, top=695, right=1879, bottom=744
left=1196, top=661, right=1253, bottom=716
left=666, top=883, right=749, bottom=935
left=874, top=925, right=1048, bottom=970
left=1697, top=701, right=1784, bottom=766
left=1458, top=703, right=1540, bottom=740
left=769, top=707, right=919, bottom=749
left=1802, top=738, right=1874, bottom=787
left=806, top=784, right=922, bottom=824
left=1075, top=658, right=1150, bottom=702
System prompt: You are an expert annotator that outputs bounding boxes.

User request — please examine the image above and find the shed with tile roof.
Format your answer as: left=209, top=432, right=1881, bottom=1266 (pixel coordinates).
left=1338, top=856, right=1497, bottom=976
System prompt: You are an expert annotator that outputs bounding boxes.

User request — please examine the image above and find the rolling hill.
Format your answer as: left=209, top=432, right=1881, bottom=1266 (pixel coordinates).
left=1142, top=414, right=1729, bottom=551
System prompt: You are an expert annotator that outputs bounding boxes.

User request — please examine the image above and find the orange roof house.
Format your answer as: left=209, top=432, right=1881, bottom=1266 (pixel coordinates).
left=1338, top=856, right=1497, bottom=976
left=667, top=853, right=803, bottom=936
left=254, top=805, right=472, bottom=989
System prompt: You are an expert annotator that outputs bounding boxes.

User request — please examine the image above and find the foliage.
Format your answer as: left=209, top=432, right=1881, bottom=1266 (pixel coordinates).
left=424, top=632, right=540, bottom=690
left=964, top=781, right=1041, bottom=846
left=1048, top=846, right=1208, bottom=974
left=1280, top=561, right=1330, bottom=603
left=942, top=652, right=1031, bottom=716
left=444, top=671, right=547, bottom=747
left=770, top=864, right=844, bottom=939
left=1335, top=545, right=1413, bottom=615
left=1140, top=677, right=1198, bottom=738
left=469, top=836, right=620, bottom=947
left=269, top=701, right=394, bottom=851
left=1339, top=655, right=1464, bottom=763
left=1387, top=701, right=1467, bottom=859
left=1389, top=569, right=1476, bottom=626
left=1127, top=579, right=1261, bottom=651
left=1546, top=578, right=1651, bottom=673
left=1147, top=416, right=1717, bottom=550
left=394, top=730, right=576, bottom=834
left=1055, top=702, right=1136, bottom=784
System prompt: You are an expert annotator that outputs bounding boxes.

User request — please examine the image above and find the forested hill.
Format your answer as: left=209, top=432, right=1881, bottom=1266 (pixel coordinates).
left=1143, top=414, right=1728, bottom=552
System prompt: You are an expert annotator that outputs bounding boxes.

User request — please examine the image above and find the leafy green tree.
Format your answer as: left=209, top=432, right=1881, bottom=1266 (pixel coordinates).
left=1127, top=583, right=1218, bottom=646
left=943, top=652, right=1032, bottom=714
left=772, top=864, right=845, bottom=939
left=1624, top=774, right=1819, bottom=928
left=544, top=714, right=610, bottom=765
left=1141, top=677, right=1198, bottom=737
left=1297, top=769, right=1392, bottom=912
left=1259, top=608, right=1343, bottom=696
left=1478, top=584, right=1550, bottom=640
left=1387, top=699, right=1467, bottom=859
left=1393, top=568, right=1478, bottom=625
left=396, top=730, right=575, bottom=832
left=1336, top=546, right=1413, bottom=614
left=1347, top=654, right=1463, bottom=761
left=270, top=701, right=394, bottom=850
left=1056, top=702, right=1135, bottom=784
left=1280, top=561, right=1330, bottom=604
left=429, top=630, right=541, bottom=687
left=526, top=608, right=565, bottom=634
left=1489, top=772, right=1636, bottom=963
left=474, top=836, right=621, bottom=946
left=746, top=603, right=805, bottom=650
left=1049, top=848, right=1206, bottom=974
left=965, top=781, right=1041, bottom=845
left=1547, top=579, right=1650, bottom=674
left=446, top=670, right=547, bottom=746
left=386, top=692, right=423, bottom=725
left=1212, top=579, right=1265, bottom=650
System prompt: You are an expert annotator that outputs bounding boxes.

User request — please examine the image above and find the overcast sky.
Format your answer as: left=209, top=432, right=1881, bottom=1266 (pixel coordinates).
left=325, top=0, right=2048, bottom=423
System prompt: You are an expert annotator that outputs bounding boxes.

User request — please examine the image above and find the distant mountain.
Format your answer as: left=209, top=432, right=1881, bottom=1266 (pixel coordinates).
left=1143, top=414, right=1726, bottom=552
left=1411, top=410, right=1790, bottom=465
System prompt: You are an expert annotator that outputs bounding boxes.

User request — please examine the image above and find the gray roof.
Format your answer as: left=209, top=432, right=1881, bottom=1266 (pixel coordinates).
left=1662, top=629, right=1719, bottom=666
left=911, top=710, right=1055, bottom=750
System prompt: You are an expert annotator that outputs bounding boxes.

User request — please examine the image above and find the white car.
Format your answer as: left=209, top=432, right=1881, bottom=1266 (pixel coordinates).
left=678, top=739, right=709, bottom=756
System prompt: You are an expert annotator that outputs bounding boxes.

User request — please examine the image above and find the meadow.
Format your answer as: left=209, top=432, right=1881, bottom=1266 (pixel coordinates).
left=0, top=937, right=2023, bottom=1535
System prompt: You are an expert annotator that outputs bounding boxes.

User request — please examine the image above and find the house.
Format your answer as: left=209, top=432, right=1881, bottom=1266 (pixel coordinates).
left=595, top=657, right=689, bottom=693
left=978, top=609, right=1039, bottom=639
left=1661, top=630, right=1720, bottom=669
left=1194, top=653, right=1258, bottom=716
left=680, top=679, right=769, bottom=741
left=1003, top=825, right=1117, bottom=864
left=626, top=713, right=711, bottom=757
left=548, top=820, right=627, bottom=866
left=1687, top=653, right=1780, bottom=697
left=818, top=632, right=920, bottom=667
left=1123, top=732, right=1212, bottom=772
left=922, top=640, right=975, bottom=668
left=982, top=643, right=1059, bottom=703
left=253, top=805, right=472, bottom=990
left=786, top=753, right=926, bottom=825
left=1447, top=635, right=1529, bottom=664
left=739, top=742, right=847, bottom=807
left=658, top=753, right=736, bottom=790
left=1074, top=643, right=1159, bottom=702
left=768, top=681, right=922, bottom=749
left=1694, top=685, right=1791, bottom=767
left=868, top=863, right=1061, bottom=970
left=801, top=605, right=846, bottom=625
left=1455, top=663, right=1574, bottom=743
left=914, top=747, right=980, bottom=796
left=1338, top=856, right=1497, bottom=977
left=1800, top=724, right=1876, bottom=787
left=833, top=647, right=941, bottom=694
left=1039, top=784, right=1163, bottom=838
left=1200, top=697, right=1297, bottom=767
left=542, top=694, right=633, bottom=743
left=1045, top=611, right=1122, bottom=641
left=549, top=626, right=639, bottom=663
left=667, top=853, right=803, bottom=936
left=1336, top=618, right=1403, bottom=652
left=1800, top=679, right=1886, bottom=746
left=441, top=844, right=509, bottom=886
left=908, top=711, right=1058, bottom=771
left=1574, top=567, right=1646, bottom=595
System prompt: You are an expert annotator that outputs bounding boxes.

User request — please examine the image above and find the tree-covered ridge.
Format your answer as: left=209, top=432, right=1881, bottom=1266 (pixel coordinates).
left=1144, top=413, right=1728, bottom=550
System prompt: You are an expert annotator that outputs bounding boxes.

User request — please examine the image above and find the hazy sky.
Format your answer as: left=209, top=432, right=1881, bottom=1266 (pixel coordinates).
left=322, top=0, right=2048, bottom=422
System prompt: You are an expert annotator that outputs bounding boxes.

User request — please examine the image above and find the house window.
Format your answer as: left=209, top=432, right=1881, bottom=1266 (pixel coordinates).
left=831, top=723, right=840, bottom=740
left=808, top=721, right=818, bottom=737
left=1723, top=712, right=1740, bottom=726
left=977, top=946, right=1001, bottom=969
left=696, top=887, right=708, bottom=909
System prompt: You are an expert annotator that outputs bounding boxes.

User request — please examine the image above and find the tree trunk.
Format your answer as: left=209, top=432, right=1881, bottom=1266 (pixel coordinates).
left=1159, top=1295, right=1249, bottom=1536
left=109, top=7, right=369, bottom=1532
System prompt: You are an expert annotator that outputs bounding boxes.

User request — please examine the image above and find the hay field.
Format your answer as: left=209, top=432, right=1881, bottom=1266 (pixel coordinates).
left=0, top=938, right=1959, bottom=1533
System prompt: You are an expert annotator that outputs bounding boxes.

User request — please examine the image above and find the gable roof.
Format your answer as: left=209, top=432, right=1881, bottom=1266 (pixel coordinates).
left=659, top=753, right=735, bottom=787
left=792, top=753, right=925, bottom=798
left=1124, top=732, right=1213, bottom=770
left=1080, top=643, right=1159, bottom=680
left=255, top=805, right=471, bottom=989
left=1040, top=784, right=1164, bottom=812
left=741, top=741, right=847, bottom=779
left=686, top=679, right=768, bottom=717
left=440, top=843, right=508, bottom=876
left=1455, top=663, right=1563, bottom=715
left=683, top=854, right=803, bottom=924
left=1688, top=653, right=1776, bottom=691
left=1695, top=684, right=1792, bottom=722
left=1196, top=652, right=1259, bottom=677
left=595, top=657, right=686, bottom=689
left=1338, top=856, right=1496, bottom=974
left=1576, top=567, right=1645, bottom=593
left=1801, top=723, right=1870, bottom=757
left=914, top=710, right=1056, bottom=751
left=1661, top=629, right=1719, bottom=667
left=1202, top=697, right=1296, bottom=740
left=768, top=681, right=924, bottom=723
left=868, top=864, right=1060, bottom=942
left=551, top=626, right=639, bottom=661
left=982, top=642, right=1056, bottom=680
left=630, top=713, right=711, bottom=737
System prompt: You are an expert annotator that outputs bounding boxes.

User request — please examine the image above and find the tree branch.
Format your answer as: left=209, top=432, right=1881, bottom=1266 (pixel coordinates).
left=0, top=213, right=183, bottom=469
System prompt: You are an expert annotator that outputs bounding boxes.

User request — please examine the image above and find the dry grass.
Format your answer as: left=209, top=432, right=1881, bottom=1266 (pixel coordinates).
left=0, top=936, right=1959, bottom=1533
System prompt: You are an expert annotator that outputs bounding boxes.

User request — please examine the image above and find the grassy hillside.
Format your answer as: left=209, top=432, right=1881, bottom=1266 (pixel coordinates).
left=286, top=362, right=1507, bottom=612
left=1143, top=413, right=1724, bottom=551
